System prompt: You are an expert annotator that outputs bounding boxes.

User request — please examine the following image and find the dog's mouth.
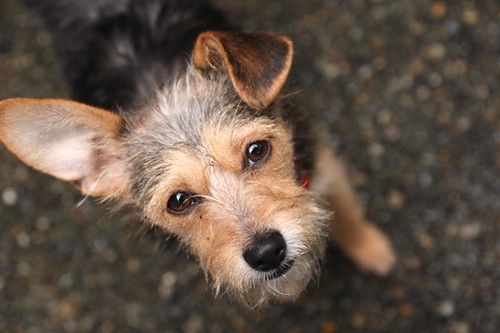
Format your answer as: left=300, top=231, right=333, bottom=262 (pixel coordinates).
left=264, top=258, right=296, bottom=280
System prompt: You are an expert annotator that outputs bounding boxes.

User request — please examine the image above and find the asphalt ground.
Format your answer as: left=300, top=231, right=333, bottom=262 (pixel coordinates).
left=0, top=0, right=499, bottom=332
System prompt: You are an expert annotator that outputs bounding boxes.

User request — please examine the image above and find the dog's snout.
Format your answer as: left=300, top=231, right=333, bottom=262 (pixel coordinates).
left=243, top=230, right=286, bottom=271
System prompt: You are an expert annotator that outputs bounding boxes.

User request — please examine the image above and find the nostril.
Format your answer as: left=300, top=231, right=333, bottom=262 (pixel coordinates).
left=243, top=230, right=287, bottom=272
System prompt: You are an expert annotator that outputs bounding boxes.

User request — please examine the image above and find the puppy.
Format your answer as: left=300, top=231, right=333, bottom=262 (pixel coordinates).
left=0, top=0, right=395, bottom=307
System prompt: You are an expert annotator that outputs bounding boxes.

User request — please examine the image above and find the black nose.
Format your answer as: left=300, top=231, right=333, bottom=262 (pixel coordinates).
left=243, top=230, right=287, bottom=271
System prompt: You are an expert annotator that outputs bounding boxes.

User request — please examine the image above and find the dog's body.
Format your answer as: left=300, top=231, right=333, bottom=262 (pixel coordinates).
left=0, top=0, right=395, bottom=306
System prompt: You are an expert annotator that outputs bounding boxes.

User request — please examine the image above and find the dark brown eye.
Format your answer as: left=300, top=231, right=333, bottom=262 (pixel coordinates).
left=167, top=191, right=194, bottom=214
left=246, top=140, right=271, bottom=166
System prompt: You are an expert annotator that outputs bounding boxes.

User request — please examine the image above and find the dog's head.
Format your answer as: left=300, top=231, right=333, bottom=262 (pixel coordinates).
left=0, top=32, right=329, bottom=307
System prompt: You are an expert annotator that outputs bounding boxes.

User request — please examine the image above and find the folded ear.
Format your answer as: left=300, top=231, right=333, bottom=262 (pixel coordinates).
left=192, top=31, right=293, bottom=111
left=0, top=98, right=130, bottom=198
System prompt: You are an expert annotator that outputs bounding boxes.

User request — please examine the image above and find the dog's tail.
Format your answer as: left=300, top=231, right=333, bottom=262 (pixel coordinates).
left=21, top=0, right=231, bottom=111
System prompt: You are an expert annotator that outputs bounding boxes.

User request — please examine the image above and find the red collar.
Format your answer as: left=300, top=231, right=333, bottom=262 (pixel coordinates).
left=300, top=174, right=310, bottom=190
left=295, top=160, right=310, bottom=190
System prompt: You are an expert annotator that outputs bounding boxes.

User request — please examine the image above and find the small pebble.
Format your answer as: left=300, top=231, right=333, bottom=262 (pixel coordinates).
left=368, top=142, right=385, bottom=158
left=399, top=303, right=414, bottom=317
left=409, top=58, right=425, bottom=74
left=410, top=21, right=425, bottom=36
left=158, top=271, right=177, bottom=298
left=459, top=223, right=481, bottom=239
left=35, top=217, right=51, bottom=231
left=456, top=116, right=471, bottom=132
left=16, top=232, right=31, bottom=248
left=387, top=190, right=405, bottom=210
left=58, top=273, right=74, bottom=289
left=430, top=2, right=447, bottom=19
left=2, top=187, right=18, bottom=206
left=372, top=56, right=387, bottom=70
left=450, top=321, right=469, bottom=333
left=424, top=43, right=446, bottom=60
left=316, top=59, right=341, bottom=80
left=56, top=298, right=76, bottom=318
left=351, top=312, right=366, bottom=330
left=419, top=172, right=433, bottom=187
left=377, top=109, right=392, bottom=125
left=183, top=314, right=203, bottom=333
left=125, top=302, right=142, bottom=328
left=445, top=20, right=461, bottom=35
left=418, top=234, right=435, bottom=249
left=428, top=72, right=443, bottom=87
left=126, top=258, right=141, bottom=273
left=462, top=8, right=478, bottom=25
left=437, top=300, right=455, bottom=317
left=358, top=65, right=373, bottom=80
left=416, top=86, right=431, bottom=101
left=405, top=256, right=422, bottom=270
left=384, top=125, right=400, bottom=141
left=447, top=277, right=462, bottom=291
left=321, top=320, right=336, bottom=333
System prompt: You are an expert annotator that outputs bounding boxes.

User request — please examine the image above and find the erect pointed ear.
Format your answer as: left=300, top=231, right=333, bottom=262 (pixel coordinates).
left=192, top=31, right=293, bottom=111
left=0, top=98, right=130, bottom=198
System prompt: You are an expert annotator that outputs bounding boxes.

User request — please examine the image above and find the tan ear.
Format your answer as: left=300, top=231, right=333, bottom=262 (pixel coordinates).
left=192, top=31, right=293, bottom=110
left=0, top=98, right=130, bottom=197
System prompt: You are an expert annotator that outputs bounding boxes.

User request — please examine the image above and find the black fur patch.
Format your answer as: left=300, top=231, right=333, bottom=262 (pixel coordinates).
left=23, top=0, right=232, bottom=111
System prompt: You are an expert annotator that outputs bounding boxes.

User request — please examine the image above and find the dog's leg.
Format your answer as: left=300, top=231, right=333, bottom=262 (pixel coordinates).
left=312, top=147, right=396, bottom=275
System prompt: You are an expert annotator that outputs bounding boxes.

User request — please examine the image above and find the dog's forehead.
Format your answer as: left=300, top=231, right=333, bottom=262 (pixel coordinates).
left=141, top=115, right=281, bottom=176
left=129, top=72, right=239, bottom=142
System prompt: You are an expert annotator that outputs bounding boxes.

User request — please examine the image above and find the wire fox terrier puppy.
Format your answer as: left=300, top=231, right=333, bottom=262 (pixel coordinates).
left=0, top=0, right=395, bottom=306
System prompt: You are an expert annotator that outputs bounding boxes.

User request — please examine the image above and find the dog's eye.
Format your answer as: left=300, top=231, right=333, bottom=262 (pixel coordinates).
left=246, top=140, right=271, bottom=166
left=167, top=191, right=195, bottom=214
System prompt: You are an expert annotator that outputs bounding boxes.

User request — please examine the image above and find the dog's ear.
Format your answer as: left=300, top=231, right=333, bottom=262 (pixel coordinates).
left=192, top=31, right=293, bottom=110
left=0, top=98, right=130, bottom=198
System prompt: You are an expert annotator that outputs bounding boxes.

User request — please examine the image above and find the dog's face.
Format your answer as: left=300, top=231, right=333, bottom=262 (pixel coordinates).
left=0, top=32, right=329, bottom=307
left=126, top=73, right=329, bottom=305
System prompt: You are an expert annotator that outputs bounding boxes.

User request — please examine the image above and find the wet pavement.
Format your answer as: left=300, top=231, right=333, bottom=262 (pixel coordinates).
left=1, top=0, right=499, bottom=332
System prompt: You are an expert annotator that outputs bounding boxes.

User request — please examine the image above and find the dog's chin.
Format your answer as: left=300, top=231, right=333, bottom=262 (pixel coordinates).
left=249, top=259, right=317, bottom=308
left=210, top=254, right=321, bottom=309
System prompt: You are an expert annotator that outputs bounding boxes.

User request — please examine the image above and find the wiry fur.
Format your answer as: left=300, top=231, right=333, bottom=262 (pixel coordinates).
left=0, top=0, right=396, bottom=308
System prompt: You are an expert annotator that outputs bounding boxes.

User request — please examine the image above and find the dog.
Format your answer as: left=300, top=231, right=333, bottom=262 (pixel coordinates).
left=0, top=0, right=395, bottom=307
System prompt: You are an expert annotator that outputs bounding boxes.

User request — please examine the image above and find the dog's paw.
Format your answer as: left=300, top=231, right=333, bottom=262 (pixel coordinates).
left=344, top=221, right=396, bottom=276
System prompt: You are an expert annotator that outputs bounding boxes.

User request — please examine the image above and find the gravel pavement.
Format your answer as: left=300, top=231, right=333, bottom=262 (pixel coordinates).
left=0, top=0, right=499, bottom=332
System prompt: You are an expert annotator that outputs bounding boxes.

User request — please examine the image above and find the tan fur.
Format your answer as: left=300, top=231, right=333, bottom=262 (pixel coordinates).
left=312, top=147, right=396, bottom=275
